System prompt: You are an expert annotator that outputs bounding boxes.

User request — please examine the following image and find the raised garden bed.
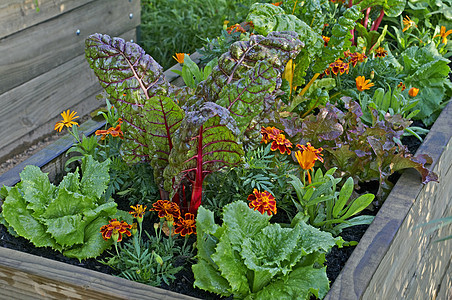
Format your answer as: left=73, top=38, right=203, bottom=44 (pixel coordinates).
left=0, top=95, right=451, bottom=299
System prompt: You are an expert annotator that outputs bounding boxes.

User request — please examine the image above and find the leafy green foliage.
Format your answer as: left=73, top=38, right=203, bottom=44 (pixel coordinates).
left=289, top=169, right=375, bottom=235
left=0, top=156, right=119, bottom=260
left=193, top=201, right=339, bottom=299
left=296, top=99, right=438, bottom=200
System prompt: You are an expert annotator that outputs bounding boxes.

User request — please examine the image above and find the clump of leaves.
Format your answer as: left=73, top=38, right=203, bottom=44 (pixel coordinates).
left=192, top=201, right=341, bottom=299
left=287, top=98, right=438, bottom=201
left=0, top=156, right=126, bottom=260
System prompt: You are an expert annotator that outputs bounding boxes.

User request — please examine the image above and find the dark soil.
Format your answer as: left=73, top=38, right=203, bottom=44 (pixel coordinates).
left=0, top=121, right=426, bottom=299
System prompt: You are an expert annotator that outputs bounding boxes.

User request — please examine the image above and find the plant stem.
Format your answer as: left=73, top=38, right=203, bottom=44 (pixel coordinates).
left=299, top=73, right=321, bottom=118
left=189, top=126, right=204, bottom=215
left=370, top=9, right=384, bottom=31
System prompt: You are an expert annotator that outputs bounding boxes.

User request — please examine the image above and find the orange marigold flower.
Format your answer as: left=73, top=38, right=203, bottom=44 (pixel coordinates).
left=270, top=133, right=293, bottom=155
left=397, top=82, right=406, bottom=91
left=227, top=23, right=246, bottom=34
left=129, top=204, right=147, bottom=220
left=374, top=47, right=388, bottom=58
left=260, top=126, right=281, bottom=144
left=355, top=76, right=375, bottom=92
left=329, top=59, right=349, bottom=75
left=175, top=213, right=196, bottom=236
left=247, top=188, right=277, bottom=216
left=100, top=218, right=132, bottom=242
left=348, top=52, right=367, bottom=67
left=434, top=26, right=452, bottom=45
left=173, top=53, right=187, bottom=64
left=271, top=1, right=282, bottom=5
left=54, top=110, right=79, bottom=132
left=402, top=16, right=417, bottom=32
left=322, top=35, right=330, bottom=46
left=150, top=200, right=181, bottom=220
left=409, top=87, right=419, bottom=97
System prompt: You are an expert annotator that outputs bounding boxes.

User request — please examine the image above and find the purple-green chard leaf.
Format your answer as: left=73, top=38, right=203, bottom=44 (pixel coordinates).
left=85, top=34, right=185, bottom=189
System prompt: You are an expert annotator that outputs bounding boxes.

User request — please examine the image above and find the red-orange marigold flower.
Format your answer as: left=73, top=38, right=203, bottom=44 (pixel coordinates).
left=95, top=119, right=124, bottom=140
left=270, top=133, right=293, bottom=155
left=329, top=59, right=349, bottom=75
left=271, top=1, right=282, bottom=6
left=260, top=126, right=281, bottom=144
left=322, top=36, right=330, bottom=46
left=374, top=47, right=388, bottom=58
left=150, top=200, right=181, bottom=220
left=175, top=213, right=196, bottom=236
left=129, top=204, right=147, bottom=219
left=247, top=188, right=277, bottom=216
left=227, top=24, right=246, bottom=34
left=397, top=82, right=406, bottom=91
left=100, top=219, right=132, bottom=242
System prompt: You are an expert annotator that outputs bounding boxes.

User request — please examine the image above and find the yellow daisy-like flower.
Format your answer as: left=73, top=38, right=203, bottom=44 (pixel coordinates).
left=172, top=53, right=187, bottom=64
left=402, top=16, right=417, bottom=32
left=355, top=76, right=375, bottom=92
left=434, top=26, right=452, bottom=45
left=54, top=110, right=79, bottom=132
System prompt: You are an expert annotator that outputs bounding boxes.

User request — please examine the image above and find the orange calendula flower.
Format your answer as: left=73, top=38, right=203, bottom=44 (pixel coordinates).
left=100, top=219, right=132, bottom=242
left=402, top=16, right=417, bottom=32
left=434, top=26, right=452, bottom=45
left=150, top=200, right=181, bottom=220
left=295, top=143, right=323, bottom=170
left=175, top=213, right=196, bottom=236
left=397, top=82, right=406, bottom=91
left=247, top=189, right=277, bottom=216
left=173, top=53, right=186, bottom=64
left=271, top=1, right=282, bottom=5
left=129, top=204, right=147, bottom=220
left=374, top=47, right=388, bottom=58
left=355, top=76, right=375, bottom=92
left=54, top=110, right=79, bottom=132
left=409, top=87, right=419, bottom=97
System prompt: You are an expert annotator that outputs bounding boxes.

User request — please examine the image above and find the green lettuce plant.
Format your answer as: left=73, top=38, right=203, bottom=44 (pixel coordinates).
left=0, top=155, right=124, bottom=260
left=192, top=201, right=341, bottom=299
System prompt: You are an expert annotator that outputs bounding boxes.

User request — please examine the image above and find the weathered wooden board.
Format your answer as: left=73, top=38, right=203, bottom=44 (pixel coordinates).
left=436, top=259, right=452, bottom=300
left=0, top=0, right=95, bottom=39
left=0, top=247, right=197, bottom=300
left=325, top=101, right=452, bottom=299
left=0, top=29, right=136, bottom=162
left=0, top=0, right=140, bottom=95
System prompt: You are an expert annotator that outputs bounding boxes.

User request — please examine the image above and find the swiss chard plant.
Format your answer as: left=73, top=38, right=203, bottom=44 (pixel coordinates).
left=192, top=201, right=341, bottom=299
left=85, top=31, right=303, bottom=214
left=0, top=155, right=129, bottom=260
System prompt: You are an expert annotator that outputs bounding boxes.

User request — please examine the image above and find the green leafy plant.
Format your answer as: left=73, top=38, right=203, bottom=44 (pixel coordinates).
left=0, top=155, right=123, bottom=260
left=289, top=169, right=375, bottom=235
left=192, top=201, right=341, bottom=299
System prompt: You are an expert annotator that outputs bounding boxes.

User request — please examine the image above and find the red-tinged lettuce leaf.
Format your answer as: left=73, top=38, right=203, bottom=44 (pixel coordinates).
left=163, top=102, right=244, bottom=211
left=301, top=105, right=343, bottom=142
left=193, top=31, right=303, bottom=105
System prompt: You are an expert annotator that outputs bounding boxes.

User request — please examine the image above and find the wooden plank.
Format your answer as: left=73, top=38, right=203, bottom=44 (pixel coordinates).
left=0, top=247, right=197, bottom=300
left=0, top=29, right=136, bottom=161
left=0, top=0, right=95, bottom=39
left=362, top=137, right=452, bottom=299
left=325, top=100, right=452, bottom=300
left=435, top=259, right=452, bottom=300
left=0, top=0, right=141, bottom=95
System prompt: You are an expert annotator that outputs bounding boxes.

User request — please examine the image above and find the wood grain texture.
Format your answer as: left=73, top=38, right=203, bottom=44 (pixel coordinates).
left=0, top=0, right=95, bottom=39
left=325, top=100, right=452, bottom=300
left=0, top=29, right=136, bottom=161
left=0, top=247, right=197, bottom=300
left=0, top=0, right=140, bottom=95
left=435, top=259, right=452, bottom=300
